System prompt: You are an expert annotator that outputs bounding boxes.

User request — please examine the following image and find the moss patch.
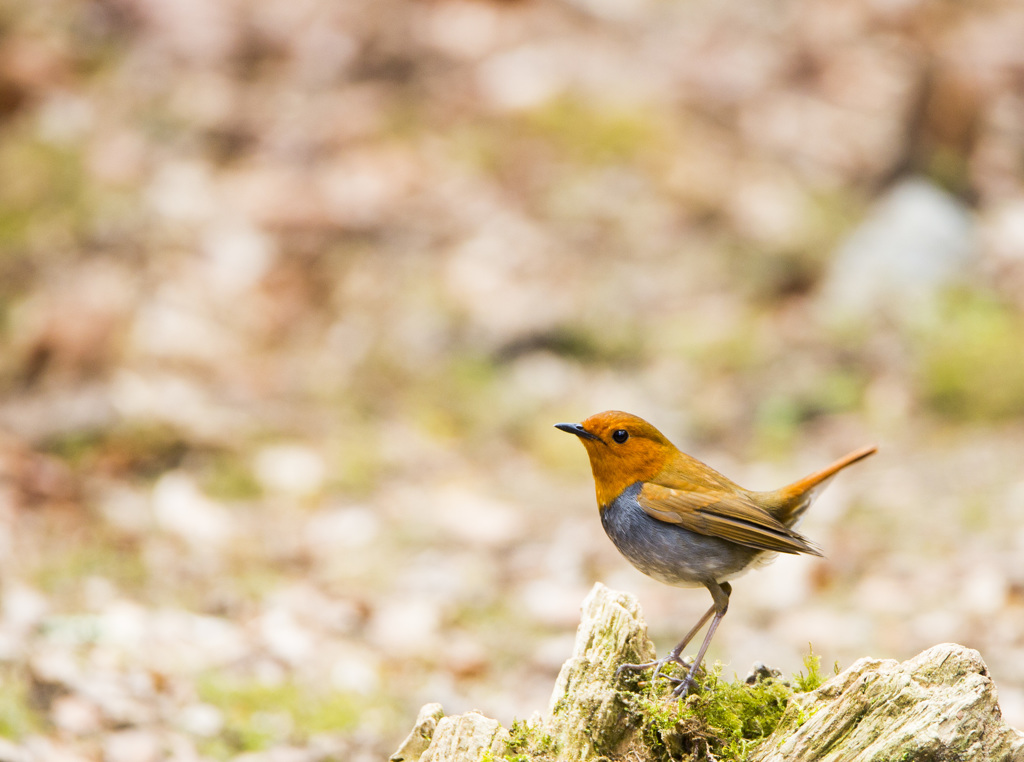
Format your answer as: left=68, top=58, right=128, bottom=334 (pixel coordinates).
left=524, top=97, right=667, bottom=166
left=497, top=718, right=560, bottom=762
left=196, top=675, right=362, bottom=758
left=629, top=650, right=829, bottom=762
left=916, top=290, right=1024, bottom=422
left=31, top=529, right=148, bottom=600
left=0, top=666, right=43, bottom=739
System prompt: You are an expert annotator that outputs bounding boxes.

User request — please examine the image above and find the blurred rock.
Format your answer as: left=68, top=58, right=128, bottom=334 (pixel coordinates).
left=983, top=198, right=1024, bottom=262
left=111, top=372, right=241, bottom=441
left=430, top=485, right=523, bottom=548
left=368, top=597, right=441, bottom=657
left=821, top=177, right=975, bottom=323
left=37, top=93, right=93, bottom=145
left=3, top=584, right=49, bottom=634
left=319, top=147, right=418, bottom=230
left=259, top=607, right=314, bottom=665
left=960, top=564, right=1009, bottom=615
left=176, top=703, right=224, bottom=738
left=131, top=0, right=239, bottom=65
left=477, top=45, right=567, bottom=111
left=420, top=2, right=500, bottom=60
left=331, top=650, right=381, bottom=694
left=20, top=737, right=88, bottom=762
left=146, top=161, right=218, bottom=223
left=152, top=472, right=234, bottom=547
left=253, top=444, right=325, bottom=498
left=115, top=608, right=249, bottom=673
left=200, top=220, right=277, bottom=296
left=102, top=729, right=161, bottom=762
left=131, top=287, right=237, bottom=364
left=304, top=505, right=379, bottom=554
left=531, top=634, right=575, bottom=673
left=30, top=647, right=82, bottom=691
left=0, top=738, right=29, bottom=762
left=232, top=747, right=314, bottom=762
left=51, top=695, right=102, bottom=736
left=519, top=579, right=593, bottom=628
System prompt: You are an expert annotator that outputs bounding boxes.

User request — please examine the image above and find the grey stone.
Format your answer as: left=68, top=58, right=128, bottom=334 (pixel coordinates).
left=821, top=177, right=975, bottom=322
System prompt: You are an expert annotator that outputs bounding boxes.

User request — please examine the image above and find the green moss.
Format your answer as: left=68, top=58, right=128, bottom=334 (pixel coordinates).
left=201, top=452, right=263, bottom=501
left=42, top=423, right=191, bottom=479
left=524, top=97, right=667, bottom=165
left=793, top=648, right=825, bottom=693
left=0, top=666, right=43, bottom=739
left=405, top=354, right=503, bottom=446
left=753, top=395, right=805, bottom=452
left=45, top=423, right=262, bottom=500
left=628, top=649, right=832, bottom=761
left=0, top=138, right=92, bottom=249
left=917, top=290, right=1024, bottom=422
left=196, top=675, right=362, bottom=758
left=632, top=666, right=790, bottom=761
left=753, top=367, right=866, bottom=452
left=33, top=534, right=148, bottom=598
left=496, top=718, right=559, bottom=762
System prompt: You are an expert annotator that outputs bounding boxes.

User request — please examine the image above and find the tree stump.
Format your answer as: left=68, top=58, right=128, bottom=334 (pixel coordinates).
left=391, top=583, right=1024, bottom=761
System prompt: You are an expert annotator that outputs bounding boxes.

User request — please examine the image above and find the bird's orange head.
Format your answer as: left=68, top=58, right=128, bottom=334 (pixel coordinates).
left=555, top=411, right=678, bottom=507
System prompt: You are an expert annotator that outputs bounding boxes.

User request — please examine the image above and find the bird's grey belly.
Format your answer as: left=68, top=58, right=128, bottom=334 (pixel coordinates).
left=600, top=483, right=770, bottom=587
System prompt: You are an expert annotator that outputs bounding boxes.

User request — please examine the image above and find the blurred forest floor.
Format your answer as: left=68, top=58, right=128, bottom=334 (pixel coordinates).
left=2, top=0, right=1024, bottom=760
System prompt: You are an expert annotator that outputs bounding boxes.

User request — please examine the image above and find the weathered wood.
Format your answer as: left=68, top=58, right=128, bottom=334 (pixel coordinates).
left=544, top=583, right=656, bottom=761
left=419, top=711, right=508, bottom=762
left=390, top=703, right=445, bottom=762
left=754, top=643, right=1024, bottom=762
left=390, top=583, right=1024, bottom=762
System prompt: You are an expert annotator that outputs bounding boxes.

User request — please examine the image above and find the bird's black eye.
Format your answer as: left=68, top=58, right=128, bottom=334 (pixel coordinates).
left=612, top=429, right=629, bottom=443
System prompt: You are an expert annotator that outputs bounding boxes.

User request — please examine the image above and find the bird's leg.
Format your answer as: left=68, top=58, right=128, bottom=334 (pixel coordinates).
left=615, top=603, right=715, bottom=682
left=647, top=603, right=715, bottom=682
left=670, top=581, right=731, bottom=698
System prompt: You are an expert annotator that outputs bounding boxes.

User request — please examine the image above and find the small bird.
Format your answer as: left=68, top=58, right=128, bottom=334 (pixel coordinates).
left=556, top=410, right=876, bottom=697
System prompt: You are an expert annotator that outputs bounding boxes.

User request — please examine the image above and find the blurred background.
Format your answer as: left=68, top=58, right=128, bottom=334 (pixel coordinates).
left=1, top=0, right=1024, bottom=759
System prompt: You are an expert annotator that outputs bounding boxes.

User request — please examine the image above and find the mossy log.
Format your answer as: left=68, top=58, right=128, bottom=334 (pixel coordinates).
left=392, top=583, right=1024, bottom=762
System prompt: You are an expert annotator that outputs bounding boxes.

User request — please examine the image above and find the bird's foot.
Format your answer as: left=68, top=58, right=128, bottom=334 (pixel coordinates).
left=665, top=658, right=706, bottom=698
left=615, top=655, right=680, bottom=680
left=669, top=670, right=697, bottom=698
left=615, top=654, right=696, bottom=687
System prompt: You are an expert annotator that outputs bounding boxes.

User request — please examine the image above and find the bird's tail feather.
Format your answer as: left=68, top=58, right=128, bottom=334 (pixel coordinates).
left=761, top=445, right=877, bottom=524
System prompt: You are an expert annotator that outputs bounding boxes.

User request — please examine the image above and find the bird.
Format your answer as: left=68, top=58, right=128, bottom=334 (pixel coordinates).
left=555, top=410, right=876, bottom=697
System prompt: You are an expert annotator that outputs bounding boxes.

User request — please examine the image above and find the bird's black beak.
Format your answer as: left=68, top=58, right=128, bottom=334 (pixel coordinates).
left=555, top=422, right=600, bottom=441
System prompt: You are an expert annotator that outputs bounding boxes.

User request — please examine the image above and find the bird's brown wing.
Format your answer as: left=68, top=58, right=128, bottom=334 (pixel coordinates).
left=638, top=482, right=822, bottom=556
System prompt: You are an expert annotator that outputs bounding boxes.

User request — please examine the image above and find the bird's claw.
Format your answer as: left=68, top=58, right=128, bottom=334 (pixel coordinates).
left=615, top=654, right=695, bottom=690
left=670, top=675, right=696, bottom=697
left=615, top=654, right=706, bottom=699
left=614, top=659, right=659, bottom=680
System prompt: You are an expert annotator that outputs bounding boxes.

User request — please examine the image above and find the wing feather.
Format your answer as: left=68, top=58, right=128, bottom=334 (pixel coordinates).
left=638, top=482, right=822, bottom=556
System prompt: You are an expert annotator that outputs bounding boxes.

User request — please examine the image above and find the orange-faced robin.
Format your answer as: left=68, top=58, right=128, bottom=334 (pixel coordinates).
left=556, top=411, right=876, bottom=697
